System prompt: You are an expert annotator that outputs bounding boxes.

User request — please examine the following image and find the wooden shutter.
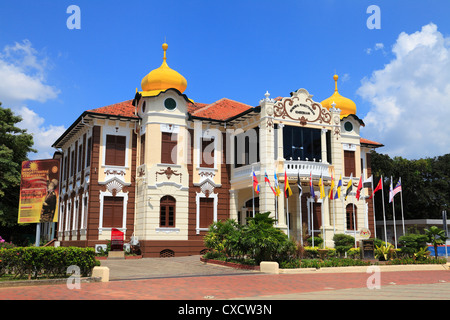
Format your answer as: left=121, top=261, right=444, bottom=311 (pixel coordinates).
left=140, top=134, right=146, bottom=165
left=344, top=151, right=355, bottom=177
left=161, top=132, right=177, bottom=164
left=346, top=204, right=357, bottom=230
left=78, top=144, right=83, bottom=172
left=199, top=198, right=214, bottom=228
left=70, top=150, right=75, bottom=177
left=201, top=137, right=214, bottom=168
left=103, top=196, right=124, bottom=228
left=160, top=196, right=176, bottom=227
left=86, top=137, right=92, bottom=168
left=105, top=135, right=126, bottom=166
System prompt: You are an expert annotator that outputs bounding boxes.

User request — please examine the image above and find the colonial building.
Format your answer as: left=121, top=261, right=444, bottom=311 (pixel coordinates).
left=52, top=43, right=383, bottom=257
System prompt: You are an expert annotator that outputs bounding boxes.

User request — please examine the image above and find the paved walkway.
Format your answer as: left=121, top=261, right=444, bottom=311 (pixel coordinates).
left=100, top=255, right=257, bottom=280
left=0, top=256, right=449, bottom=300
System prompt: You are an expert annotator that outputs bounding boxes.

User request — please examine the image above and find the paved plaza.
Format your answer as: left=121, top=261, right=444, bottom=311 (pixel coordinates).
left=0, top=255, right=449, bottom=301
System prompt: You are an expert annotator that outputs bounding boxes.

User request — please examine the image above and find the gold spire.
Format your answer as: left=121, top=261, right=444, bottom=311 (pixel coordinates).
left=140, top=43, right=187, bottom=97
left=320, top=74, right=356, bottom=118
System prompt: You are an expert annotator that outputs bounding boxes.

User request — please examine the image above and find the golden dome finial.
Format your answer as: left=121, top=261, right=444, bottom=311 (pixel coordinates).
left=162, top=42, right=168, bottom=60
left=333, top=74, right=339, bottom=92
left=320, top=73, right=356, bottom=118
left=140, top=42, right=188, bottom=96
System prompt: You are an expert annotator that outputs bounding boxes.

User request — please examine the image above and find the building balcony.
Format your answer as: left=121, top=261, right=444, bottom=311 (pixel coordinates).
left=232, top=163, right=260, bottom=181
left=284, top=159, right=330, bottom=179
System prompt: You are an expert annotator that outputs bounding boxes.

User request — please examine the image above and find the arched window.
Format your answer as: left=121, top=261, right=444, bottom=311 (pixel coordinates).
left=346, top=204, right=357, bottom=231
left=160, top=196, right=176, bottom=227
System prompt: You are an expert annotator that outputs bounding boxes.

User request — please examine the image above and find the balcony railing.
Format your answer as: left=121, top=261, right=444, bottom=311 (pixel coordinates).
left=284, top=160, right=330, bottom=179
left=233, top=163, right=260, bottom=179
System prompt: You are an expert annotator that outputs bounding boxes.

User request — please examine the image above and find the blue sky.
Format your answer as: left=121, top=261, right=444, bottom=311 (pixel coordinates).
left=1, top=0, right=450, bottom=160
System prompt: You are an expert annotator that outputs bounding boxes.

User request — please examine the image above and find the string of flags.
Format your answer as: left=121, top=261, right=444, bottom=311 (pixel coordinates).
left=251, top=169, right=404, bottom=203
left=251, top=168, right=405, bottom=248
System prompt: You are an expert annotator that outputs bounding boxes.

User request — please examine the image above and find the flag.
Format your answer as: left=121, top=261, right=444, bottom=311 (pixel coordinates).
left=319, top=173, right=325, bottom=199
left=264, top=171, right=276, bottom=195
left=252, top=171, right=260, bottom=194
left=309, top=171, right=315, bottom=199
left=393, top=178, right=402, bottom=197
left=329, top=174, right=335, bottom=200
left=389, top=177, right=394, bottom=203
left=334, top=175, right=342, bottom=199
left=274, top=171, right=281, bottom=196
left=369, top=177, right=382, bottom=199
left=297, top=170, right=302, bottom=197
left=363, top=175, right=373, bottom=188
left=284, top=171, right=292, bottom=198
left=345, top=173, right=353, bottom=200
left=356, top=175, right=363, bottom=200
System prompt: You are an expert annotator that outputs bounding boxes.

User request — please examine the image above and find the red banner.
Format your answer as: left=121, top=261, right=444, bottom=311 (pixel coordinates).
left=111, top=228, right=124, bottom=251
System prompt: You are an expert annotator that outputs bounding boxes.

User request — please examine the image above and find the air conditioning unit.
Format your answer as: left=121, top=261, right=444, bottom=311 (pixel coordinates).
left=95, top=244, right=107, bottom=254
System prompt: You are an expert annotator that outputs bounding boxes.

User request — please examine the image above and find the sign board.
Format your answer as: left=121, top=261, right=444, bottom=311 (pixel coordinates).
left=273, top=89, right=332, bottom=126
left=360, top=239, right=375, bottom=260
left=18, top=160, right=60, bottom=224
left=111, top=228, right=124, bottom=251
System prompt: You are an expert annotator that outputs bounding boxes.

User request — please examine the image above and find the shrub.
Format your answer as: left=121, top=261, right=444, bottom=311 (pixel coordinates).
left=347, top=247, right=361, bottom=259
left=203, top=212, right=298, bottom=264
left=333, top=234, right=355, bottom=256
left=398, top=233, right=428, bottom=257
left=375, top=243, right=395, bottom=261
left=0, top=247, right=97, bottom=279
left=204, top=219, right=243, bottom=259
left=298, top=258, right=370, bottom=268
left=387, top=257, right=447, bottom=265
left=306, top=236, right=323, bottom=248
left=0, top=236, right=16, bottom=249
left=303, top=246, right=318, bottom=259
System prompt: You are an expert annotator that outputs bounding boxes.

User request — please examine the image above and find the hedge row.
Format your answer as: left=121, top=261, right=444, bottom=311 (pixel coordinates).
left=0, top=247, right=98, bottom=279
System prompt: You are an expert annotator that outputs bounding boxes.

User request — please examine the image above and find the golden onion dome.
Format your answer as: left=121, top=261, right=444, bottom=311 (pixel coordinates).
left=320, top=74, right=356, bottom=118
left=140, top=43, right=187, bottom=96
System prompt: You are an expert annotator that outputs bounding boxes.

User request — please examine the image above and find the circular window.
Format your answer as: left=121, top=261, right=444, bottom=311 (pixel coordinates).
left=141, top=101, right=146, bottom=113
left=344, top=121, right=353, bottom=132
left=164, top=98, right=177, bottom=111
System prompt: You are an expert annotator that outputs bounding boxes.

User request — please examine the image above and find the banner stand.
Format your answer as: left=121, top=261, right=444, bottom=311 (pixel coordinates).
left=35, top=223, right=41, bottom=247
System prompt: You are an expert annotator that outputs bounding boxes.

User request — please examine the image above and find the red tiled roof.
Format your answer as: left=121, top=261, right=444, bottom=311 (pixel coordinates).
left=86, top=98, right=253, bottom=122
left=88, top=100, right=138, bottom=118
left=360, top=138, right=384, bottom=147
left=190, top=98, right=254, bottom=121
left=187, top=101, right=208, bottom=113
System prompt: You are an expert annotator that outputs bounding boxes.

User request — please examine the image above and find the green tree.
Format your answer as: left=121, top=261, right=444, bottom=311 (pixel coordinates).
left=370, top=151, right=449, bottom=220
left=0, top=103, right=36, bottom=231
left=246, top=213, right=297, bottom=264
left=425, top=226, right=447, bottom=259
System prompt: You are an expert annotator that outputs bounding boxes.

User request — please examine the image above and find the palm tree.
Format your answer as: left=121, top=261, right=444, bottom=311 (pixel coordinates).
left=424, top=226, right=447, bottom=259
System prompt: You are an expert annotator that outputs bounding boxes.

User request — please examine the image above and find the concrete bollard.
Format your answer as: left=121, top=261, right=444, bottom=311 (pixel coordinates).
left=92, top=266, right=110, bottom=282
left=260, top=261, right=279, bottom=274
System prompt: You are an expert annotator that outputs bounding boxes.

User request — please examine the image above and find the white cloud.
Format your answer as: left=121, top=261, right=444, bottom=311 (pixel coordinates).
left=358, top=23, right=450, bottom=159
left=16, top=106, right=66, bottom=160
left=365, top=42, right=386, bottom=55
left=0, top=40, right=64, bottom=159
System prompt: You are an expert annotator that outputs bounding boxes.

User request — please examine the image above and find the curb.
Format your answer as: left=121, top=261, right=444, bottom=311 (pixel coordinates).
left=200, top=257, right=449, bottom=274
left=0, top=277, right=101, bottom=288
left=279, top=263, right=449, bottom=274
left=200, top=257, right=260, bottom=271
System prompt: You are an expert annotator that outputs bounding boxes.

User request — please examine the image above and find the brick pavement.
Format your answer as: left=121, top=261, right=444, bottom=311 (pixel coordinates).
left=0, top=270, right=448, bottom=300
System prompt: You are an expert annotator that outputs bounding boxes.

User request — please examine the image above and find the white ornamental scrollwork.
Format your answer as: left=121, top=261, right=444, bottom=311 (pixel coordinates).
left=273, top=88, right=331, bottom=126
